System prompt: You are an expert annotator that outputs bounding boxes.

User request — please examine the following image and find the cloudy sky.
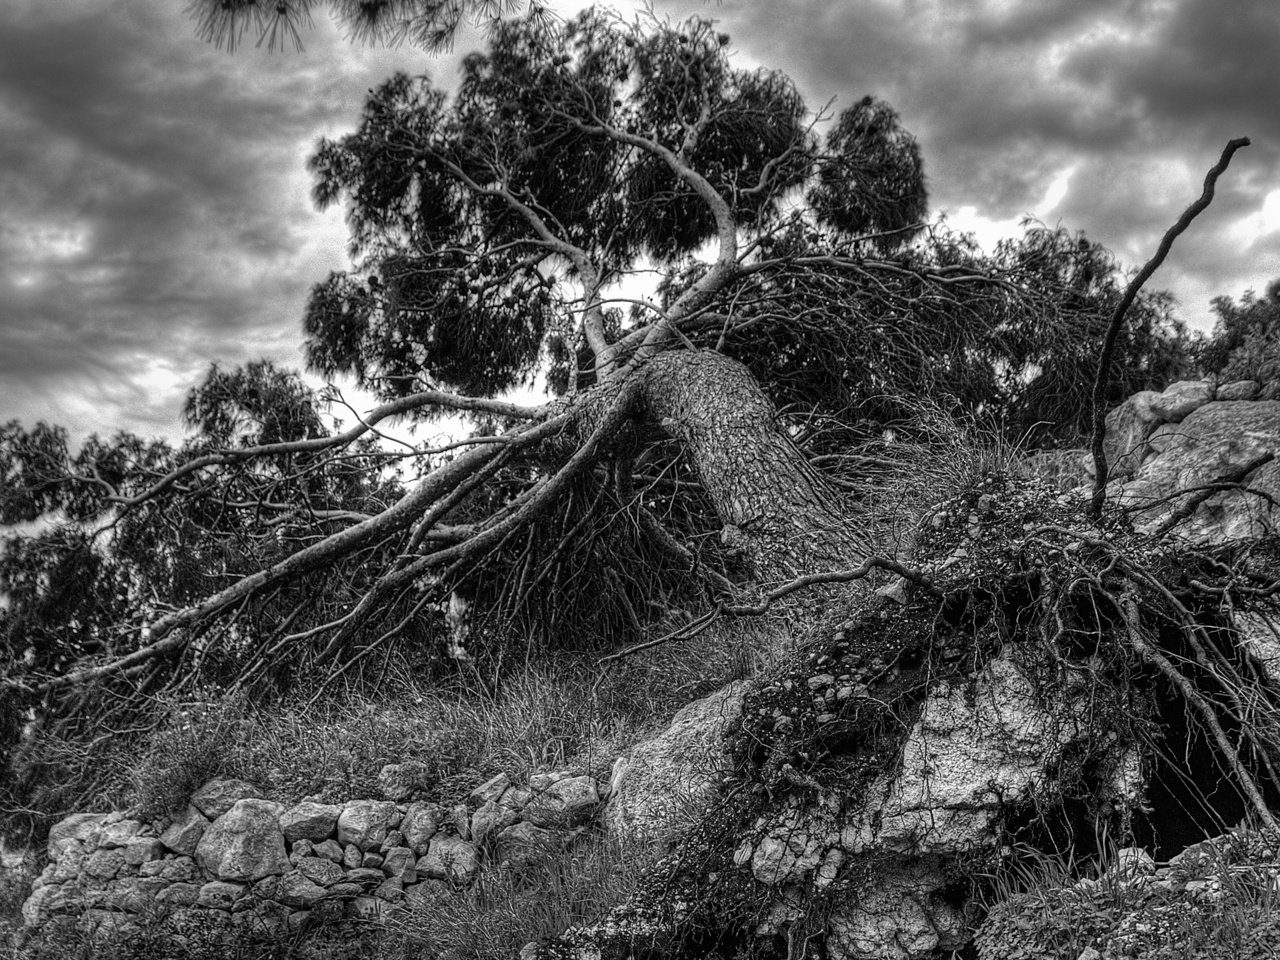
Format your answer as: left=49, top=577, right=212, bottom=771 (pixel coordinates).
left=1, top=0, right=1278, bottom=447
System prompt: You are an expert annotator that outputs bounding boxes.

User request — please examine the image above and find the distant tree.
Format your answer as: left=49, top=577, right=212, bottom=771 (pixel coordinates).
left=996, top=224, right=1196, bottom=445
left=1198, top=279, right=1280, bottom=383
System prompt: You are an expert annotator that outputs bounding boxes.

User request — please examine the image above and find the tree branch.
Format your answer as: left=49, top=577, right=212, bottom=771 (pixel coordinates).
left=1089, top=137, right=1250, bottom=519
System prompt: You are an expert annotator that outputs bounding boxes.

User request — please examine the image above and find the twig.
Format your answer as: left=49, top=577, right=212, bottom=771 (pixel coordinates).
left=1089, top=137, right=1250, bottom=519
left=595, top=556, right=940, bottom=672
left=1120, top=594, right=1280, bottom=835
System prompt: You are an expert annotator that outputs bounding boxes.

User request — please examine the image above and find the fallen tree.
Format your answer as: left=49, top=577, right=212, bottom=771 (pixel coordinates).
left=1, top=9, right=1196, bottom=837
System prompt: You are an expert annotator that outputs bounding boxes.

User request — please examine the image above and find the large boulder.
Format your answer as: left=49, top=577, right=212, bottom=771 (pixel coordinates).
left=1102, top=389, right=1162, bottom=479
left=1115, top=400, right=1280, bottom=543
left=195, top=798, right=290, bottom=881
left=605, top=682, right=745, bottom=840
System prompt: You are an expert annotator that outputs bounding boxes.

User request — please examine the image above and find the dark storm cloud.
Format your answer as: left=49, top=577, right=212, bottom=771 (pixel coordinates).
left=0, top=2, right=430, bottom=444
left=715, top=0, right=1280, bottom=325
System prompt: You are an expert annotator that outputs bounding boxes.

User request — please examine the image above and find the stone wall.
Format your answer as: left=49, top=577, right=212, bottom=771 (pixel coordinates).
left=20, top=768, right=604, bottom=938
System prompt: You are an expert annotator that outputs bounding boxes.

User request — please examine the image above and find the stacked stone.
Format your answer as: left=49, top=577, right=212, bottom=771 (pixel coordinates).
left=21, top=768, right=604, bottom=937
left=1101, top=377, right=1275, bottom=481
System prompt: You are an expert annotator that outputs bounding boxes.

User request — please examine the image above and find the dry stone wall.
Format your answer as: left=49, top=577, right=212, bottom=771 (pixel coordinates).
left=21, top=768, right=603, bottom=938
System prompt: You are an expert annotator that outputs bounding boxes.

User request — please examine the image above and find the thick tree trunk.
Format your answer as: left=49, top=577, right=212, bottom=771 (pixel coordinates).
left=630, top=350, right=870, bottom=582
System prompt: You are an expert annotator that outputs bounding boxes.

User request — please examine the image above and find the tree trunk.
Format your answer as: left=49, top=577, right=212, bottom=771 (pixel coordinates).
left=630, top=350, right=870, bottom=582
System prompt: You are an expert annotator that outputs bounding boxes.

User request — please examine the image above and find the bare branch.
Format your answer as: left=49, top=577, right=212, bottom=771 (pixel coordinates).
left=1089, top=137, right=1250, bottom=518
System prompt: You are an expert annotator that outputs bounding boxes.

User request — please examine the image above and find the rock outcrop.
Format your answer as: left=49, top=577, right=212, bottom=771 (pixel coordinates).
left=531, top=461, right=1280, bottom=960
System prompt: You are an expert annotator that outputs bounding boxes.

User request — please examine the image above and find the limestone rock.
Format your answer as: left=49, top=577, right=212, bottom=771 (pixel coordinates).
left=47, top=812, right=108, bottom=858
left=277, top=870, right=327, bottom=908
left=826, top=859, right=968, bottom=960
left=336, top=799, right=400, bottom=850
left=469, top=772, right=512, bottom=805
left=191, top=779, right=263, bottom=820
left=122, top=837, right=164, bottom=866
left=471, top=799, right=519, bottom=845
left=524, top=776, right=599, bottom=828
left=341, top=843, right=362, bottom=869
left=97, top=819, right=145, bottom=849
left=382, top=846, right=417, bottom=885
left=400, top=802, right=442, bottom=855
left=606, top=681, right=745, bottom=840
left=106, top=876, right=170, bottom=913
left=494, top=821, right=558, bottom=867
left=296, top=855, right=344, bottom=887
left=155, top=882, right=200, bottom=907
left=418, top=836, right=479, bottom=886
left=1149, top=379, right=1215, bottom=422
left=1217, top=379, right=1261, bottom=401
left=84, top=848, right=127, bottom=880
left=197, top=880, right=247, bottom=910
left=21, top=883, right=82, bottom=926
left=378, top=761, right=433, bottom=801
left=1102, top=390, right=1162, bottom=479
left=314, top=838, right=345, bottom=862
left=140, top=855, right=199, bottom=882
left=1116, top=400, right=1280, bottom=544
left=280, top=801, right=342, bottom=843
left=195, top=798, right=290, bottom=882
left=159, top=805, right=209, bottom=856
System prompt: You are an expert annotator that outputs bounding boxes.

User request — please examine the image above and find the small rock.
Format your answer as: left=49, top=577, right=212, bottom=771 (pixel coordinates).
left=47, top=812, right=109, bottom=859
left=361, top=851, right=385, bottom=870
left=290, top=838, right=315, bottom=863
left=122, top=837, right=164, bottom=866
left=159, top=805, right=209, bottom=857
left=875, top=579, right=909, bottom=605
left=155, top=882, right=200, bottom=907
left=1217, top=379, right=1261, bottom=401
left=296, top=855, right=344, bottom=887
left=471, top=800, right=518, bottom=846
left=85, top=848, right=127, bottom=880
left=337, top=800, right=400, bottom=850
left=400, top=802, right=443, bottom=855
left=379, top=829, right=407, bottom=853
left=280, top=801, right=342, bottom=844
left=378, top=761, right=434, bottom=802
left=419, top=836, right=479, bottom=886
left=469, top=772, right=513, bottom=806
left=98, top=819, right=145, bottom=849
left=277, top=870, right=327, bottom=908
left=314, top=838, right=345, bottom=862
left=342, top=843, right=363, bottom=869
left=374, top=878, right=405, bottom=902
left=197, top=879, right=247, bottom=910
left=382, top=846, right=417, bottom=885
left=107, top=876, right=170, bottom=913
left=523, top=776, right=599, bottom=828
left=191, top=779, right=264, bottom=820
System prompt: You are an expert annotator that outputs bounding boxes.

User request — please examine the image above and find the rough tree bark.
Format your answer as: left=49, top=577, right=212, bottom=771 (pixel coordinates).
left=634, top=350, right=870, bottom=581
